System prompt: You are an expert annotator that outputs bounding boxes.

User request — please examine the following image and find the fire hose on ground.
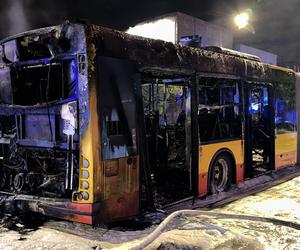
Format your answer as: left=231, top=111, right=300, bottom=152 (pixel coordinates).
left=109, top=209, right=300, bottom=250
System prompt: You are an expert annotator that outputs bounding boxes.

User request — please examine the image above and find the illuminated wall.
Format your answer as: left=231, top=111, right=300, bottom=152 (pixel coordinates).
left=235, top=44, right=277, bottom=65
left=126, top=17, right=176, bottom=43
left=126, top=12, right=233, bottom=48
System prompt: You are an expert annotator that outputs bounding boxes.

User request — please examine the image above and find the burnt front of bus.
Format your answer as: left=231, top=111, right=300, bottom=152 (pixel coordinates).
left=0, top=24, right=88, bottom=207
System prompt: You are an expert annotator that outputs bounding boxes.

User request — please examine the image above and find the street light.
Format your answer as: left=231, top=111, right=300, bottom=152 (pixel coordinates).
left=234, top=8, right=253, bottom=30
left=234, top=12, right=249, bottom=29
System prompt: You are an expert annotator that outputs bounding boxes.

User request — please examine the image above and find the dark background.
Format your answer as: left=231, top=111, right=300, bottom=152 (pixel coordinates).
left=0, top=0, right=299, bottom=66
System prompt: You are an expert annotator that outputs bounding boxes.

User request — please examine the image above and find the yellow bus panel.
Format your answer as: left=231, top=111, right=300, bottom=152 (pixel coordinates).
left=275, top=132, right=297, bottom=169
left=198, top=140, right=244, bottom=196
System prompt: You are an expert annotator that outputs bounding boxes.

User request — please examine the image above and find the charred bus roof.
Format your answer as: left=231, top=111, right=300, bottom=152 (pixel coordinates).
left=0, top=22, right=294, bottom=83
left=0, top=26, right=58, bottom=44
left=0, top=23, right=86, bottom=65
left=203, top=46, right=262, bottom=62
left=85, top=24, right=295, bottom=84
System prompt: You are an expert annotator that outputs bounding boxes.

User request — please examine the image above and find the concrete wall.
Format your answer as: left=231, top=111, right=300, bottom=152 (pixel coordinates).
left=235, top=44, right=278, bottom=65
left=176, top=12, right=234, bottom=49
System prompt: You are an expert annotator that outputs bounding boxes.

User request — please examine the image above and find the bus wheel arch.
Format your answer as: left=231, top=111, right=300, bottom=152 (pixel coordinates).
left=207, top=149, right=236, bottom=194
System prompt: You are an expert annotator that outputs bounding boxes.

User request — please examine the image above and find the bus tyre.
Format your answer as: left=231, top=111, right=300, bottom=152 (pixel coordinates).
left=209, top=154, right=232, bottom=194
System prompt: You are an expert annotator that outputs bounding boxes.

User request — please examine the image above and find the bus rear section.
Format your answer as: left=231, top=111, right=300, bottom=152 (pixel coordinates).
left=195, top=70, right=297, bottom=195
left=139, top=68, right=297, bottom=204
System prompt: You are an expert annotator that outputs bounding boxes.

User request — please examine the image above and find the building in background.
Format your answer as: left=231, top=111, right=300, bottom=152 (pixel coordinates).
left=127, top=12, right=278, bottom=65
left=235, top=44, right=277, bottom=65
left=127, top=12, right=233, bottom=48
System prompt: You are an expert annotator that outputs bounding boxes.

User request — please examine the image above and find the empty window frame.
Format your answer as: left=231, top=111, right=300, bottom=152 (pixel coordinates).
left=198, top=78, right=242, bottom=143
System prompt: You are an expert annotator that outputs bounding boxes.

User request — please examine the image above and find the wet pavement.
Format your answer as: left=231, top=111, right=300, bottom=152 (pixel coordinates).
left=1, top=176, right=300, bottom=249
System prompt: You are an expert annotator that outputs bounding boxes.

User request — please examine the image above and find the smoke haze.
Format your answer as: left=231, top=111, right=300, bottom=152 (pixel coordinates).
left=7, top=0, right=29, bottom=35
left=235, top=0, right=300, bottom=66
left=0, top=0, right=299, bottom=66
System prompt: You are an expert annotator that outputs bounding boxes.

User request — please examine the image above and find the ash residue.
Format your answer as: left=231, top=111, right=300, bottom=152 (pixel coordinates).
left=0, top=212, right=47, bottom=234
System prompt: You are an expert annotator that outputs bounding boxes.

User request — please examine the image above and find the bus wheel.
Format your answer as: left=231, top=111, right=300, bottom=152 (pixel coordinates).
left=209, top=154, right=231, bottom=194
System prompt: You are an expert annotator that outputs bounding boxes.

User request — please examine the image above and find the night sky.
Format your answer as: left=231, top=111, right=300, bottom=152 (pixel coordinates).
left=0, top=0, right=299, bottom=66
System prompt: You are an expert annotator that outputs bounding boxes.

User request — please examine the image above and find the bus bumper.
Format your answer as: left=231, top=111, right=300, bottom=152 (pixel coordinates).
left=0, top=193, right=96, bottom=225
left=0, top=191, right=140, bottom=225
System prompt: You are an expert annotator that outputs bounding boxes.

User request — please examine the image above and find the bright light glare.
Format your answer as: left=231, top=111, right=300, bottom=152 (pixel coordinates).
left=234, top=12, right=249, bottom=29
left=126, top=18, right=176, bottom=43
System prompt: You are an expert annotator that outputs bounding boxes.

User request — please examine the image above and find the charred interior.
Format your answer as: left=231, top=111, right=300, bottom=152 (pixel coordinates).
left=11, top=61, right=76, bottom=106
left=0, top=145, right=78, bottom=197
left=244, top=83, right=275, bottom=177
left=0, top=25, right=81, bottom=198
left=141, top=74, right=192, bottom=206
left=197, top=78, right=242, bottom=143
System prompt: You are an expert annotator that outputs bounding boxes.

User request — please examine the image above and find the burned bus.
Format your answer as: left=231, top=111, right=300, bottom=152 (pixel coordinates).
left=0, top=22, right=298, bottom=224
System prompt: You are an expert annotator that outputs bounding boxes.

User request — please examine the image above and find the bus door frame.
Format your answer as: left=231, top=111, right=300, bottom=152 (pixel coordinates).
left=191, top=74, right=199, bottom=198
left=162, top=77, right=198, bottom=196
left=244, top=81, right=275, bottom=178
left=139, top=67, right=199, bottom=201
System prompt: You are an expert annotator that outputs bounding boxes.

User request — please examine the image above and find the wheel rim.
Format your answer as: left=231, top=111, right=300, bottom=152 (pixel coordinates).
left=212, top=158, right=229, bottom=192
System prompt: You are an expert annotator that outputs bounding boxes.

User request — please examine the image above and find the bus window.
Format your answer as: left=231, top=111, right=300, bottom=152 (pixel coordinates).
left=198, top=78, right=242, bottom=143
left=142, top=80, right=190, bottom=166
left=249, top=87, right=269, bottom=127
left=274, top=82, right=296, bottom=133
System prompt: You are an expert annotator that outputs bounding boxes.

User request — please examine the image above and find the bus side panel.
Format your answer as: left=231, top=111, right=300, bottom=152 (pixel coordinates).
left=275, top=132, right=297, bottom=169
left=98, top=156, right=140, bottom=222
left=94, top=56, right=140, bottom=222
left=198, top=140, right=244, bottom=196
left=273, top=72, right=297, bottom=169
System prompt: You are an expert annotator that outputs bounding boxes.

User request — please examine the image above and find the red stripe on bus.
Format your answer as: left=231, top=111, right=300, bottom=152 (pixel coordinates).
left=67, top=203, right=93, bottom=213
left=236, top=164, right=244, bottom=183
left=198, top=173, right=208, bottom=197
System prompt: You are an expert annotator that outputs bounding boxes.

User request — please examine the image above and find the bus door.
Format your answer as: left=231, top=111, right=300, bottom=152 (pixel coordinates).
left=245, top=83, right=275, bottom=177
left=141, top=76, right=195, bottom=205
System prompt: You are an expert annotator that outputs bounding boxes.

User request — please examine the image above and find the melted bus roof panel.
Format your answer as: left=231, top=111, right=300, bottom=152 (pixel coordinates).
left=85, top=24, right=295, bottom=84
